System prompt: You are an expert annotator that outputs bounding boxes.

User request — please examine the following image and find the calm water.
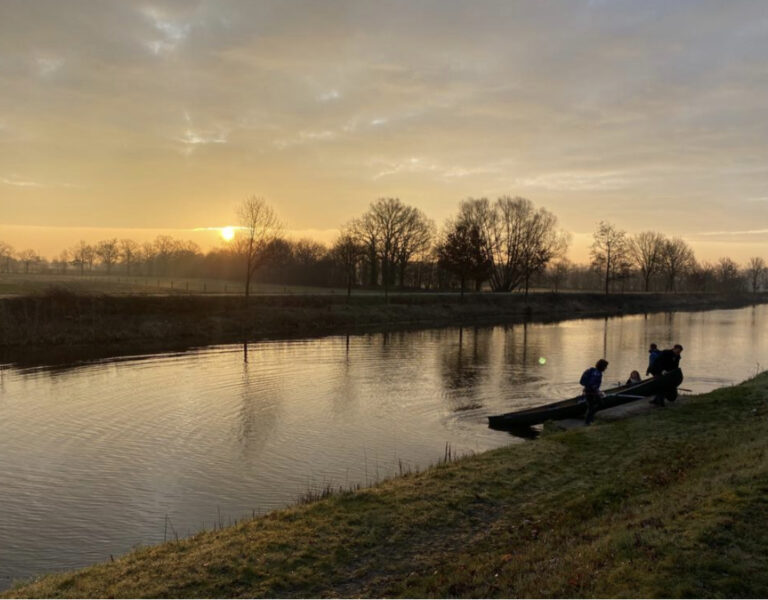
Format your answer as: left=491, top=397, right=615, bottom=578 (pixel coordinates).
left=1, top=305, right=766, bottom=586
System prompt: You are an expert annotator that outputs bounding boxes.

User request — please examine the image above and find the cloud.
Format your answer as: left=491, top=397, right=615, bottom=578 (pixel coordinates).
left=141, top=6, right=191, bottom=55
left=515, top=171, right=634, bottom=192
left=35, top=56, right=64, bottom=76
left=698, top=229, right=768, bottom=236
left=0, top=0, right=766, bottom=259
left=1, top=176, right=44, bottom=188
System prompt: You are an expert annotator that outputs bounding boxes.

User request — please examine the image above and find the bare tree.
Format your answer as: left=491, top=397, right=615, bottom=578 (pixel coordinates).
left=0, top=241, right=13, bottom=273
left=141, top=241, right=157, bottom=276
left=456, top=198, right=495, bottom=290
left=746, top=257, right=766, bottom=292
left=395, top=207, right=434, bottom=288
left=486, top=196, right=528, bottom=292
left=437, top=220, right=492, bottom=298
left=519, top=205, right=570, bottom=297
left=590, top=221, right=630, bottom=295
left=153, top=235, right=178, bottom=276
left=119, top=239, right=139, bottom=275
left=370, top=198, right=409, bottom=298
left=454, top=196, right=566, bottom=294
left=236, top=196, right=281, bottom=303
left=293, top=238, right=327, bottom=267
left=95, top=239, right=119, bottom=274
left=70, top=241, right=92, bottom=275
left=688, top=260, right=716, bottom=292
left=332, top=230, right=365, bottom=299
left=660, top=237, right=695, bottom=292
left=17, top=249, right=39, bottom=274
left=629, top=231, right=666, bottom=292
left=716, top=257, right=742, bottom=292
left=56, top=249, right=70, bottom=274
left=351, top=198, right=430, bottom=299
left=350, top=214, right=379, bottom=288
left=548, top=257, right=572, bottom=293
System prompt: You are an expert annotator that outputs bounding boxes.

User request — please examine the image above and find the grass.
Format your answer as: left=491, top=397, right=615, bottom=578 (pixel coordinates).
left=0, top=273, right=346, bottom=297
left=6, top=372, right=768, bottom=598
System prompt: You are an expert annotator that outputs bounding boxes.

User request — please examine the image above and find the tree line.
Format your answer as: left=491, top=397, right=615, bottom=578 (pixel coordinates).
left=1, top=196, right=766, bottom=296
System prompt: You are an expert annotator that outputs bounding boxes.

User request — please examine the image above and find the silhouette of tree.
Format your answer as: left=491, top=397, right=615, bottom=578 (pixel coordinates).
left=95, top=239, right=119, bottom=274
left=235, top=196, right=281, bottom=303
left=437, top=221, right=492, bottom=298
left=17, top=249, right=39, bottom=274
left=0, top=241, right=14, bottom=273
left=70, top=241, right=93, bottom=275
left=590, top=221, right=630, bottom=295
left=659, top=237, right=695, bottom=292
left=119, top=239, right=139, bottom=275
left=716, top=257, right=743, bottom=292
left=629, top=231, right=666, bottom=292
left=332, top=231, right=365, bottom=299
left=746, top=257, right=766, bottom=292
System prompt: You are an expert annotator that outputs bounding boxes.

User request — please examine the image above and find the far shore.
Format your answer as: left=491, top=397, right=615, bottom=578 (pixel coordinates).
left=1, top=289, right=766, bottom=366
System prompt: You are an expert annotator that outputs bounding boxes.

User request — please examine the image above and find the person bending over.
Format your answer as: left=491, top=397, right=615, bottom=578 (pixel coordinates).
left=580, top=359, right=609, bottom=425
left=649, top=344, right=683, bottom=406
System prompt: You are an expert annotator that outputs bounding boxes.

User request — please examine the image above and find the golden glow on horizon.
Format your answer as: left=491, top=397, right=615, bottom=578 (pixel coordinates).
left=220, top=227, right=235, bottom=241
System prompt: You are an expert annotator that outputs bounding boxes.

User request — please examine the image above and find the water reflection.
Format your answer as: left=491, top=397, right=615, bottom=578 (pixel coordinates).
left=0, top=305, right=767, bottom=588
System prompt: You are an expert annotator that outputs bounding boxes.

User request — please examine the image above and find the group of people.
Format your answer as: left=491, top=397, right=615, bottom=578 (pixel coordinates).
left=580, top=343, right=684, bottom=425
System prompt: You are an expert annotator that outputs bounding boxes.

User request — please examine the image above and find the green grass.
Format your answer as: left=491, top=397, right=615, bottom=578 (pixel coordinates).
left=6, top=373, right=768, bottom=598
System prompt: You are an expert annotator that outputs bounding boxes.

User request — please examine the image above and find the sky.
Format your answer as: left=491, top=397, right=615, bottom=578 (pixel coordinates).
left=0, top=0, right=767, bottom=263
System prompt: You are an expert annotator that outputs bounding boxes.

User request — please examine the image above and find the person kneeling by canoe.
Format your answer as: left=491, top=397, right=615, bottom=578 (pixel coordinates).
left=580, top=359, right=609, bottom=425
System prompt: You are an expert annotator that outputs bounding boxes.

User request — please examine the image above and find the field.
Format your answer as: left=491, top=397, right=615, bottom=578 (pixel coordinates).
left=0, top=273, right=345, bottom=297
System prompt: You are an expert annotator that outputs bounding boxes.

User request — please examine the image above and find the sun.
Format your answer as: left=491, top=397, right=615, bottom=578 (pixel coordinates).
left=220, top=226, right=235, bottom=241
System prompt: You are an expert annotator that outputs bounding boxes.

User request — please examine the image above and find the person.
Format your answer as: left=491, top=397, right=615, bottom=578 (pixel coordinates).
left=646, top=343, right=661, bottom=376
left=580, top=359, right=609, bottom=425
left=649, top=344, right=683, bottom=405
left=626, top=370, right=642, bottom=385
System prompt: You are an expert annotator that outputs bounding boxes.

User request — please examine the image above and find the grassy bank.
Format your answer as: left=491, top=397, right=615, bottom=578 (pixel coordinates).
left=7, top=372, right=768, bottom=598
left=1, top=289, right=766, bottom=359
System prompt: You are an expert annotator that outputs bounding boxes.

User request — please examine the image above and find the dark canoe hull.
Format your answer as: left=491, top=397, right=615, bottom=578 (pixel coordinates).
left=488, top=369, right=683, bottom=430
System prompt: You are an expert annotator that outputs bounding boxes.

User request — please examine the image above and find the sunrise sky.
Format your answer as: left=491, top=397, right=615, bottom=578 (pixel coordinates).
left=1, top=0, right=766, bottom=263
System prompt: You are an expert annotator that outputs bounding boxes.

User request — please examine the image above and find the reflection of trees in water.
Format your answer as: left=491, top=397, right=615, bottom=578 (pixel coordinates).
left=235, top=345, right=280, bottom=460
left=501, top=322, right=545, bottom=388
left=438, top=326, right=493, bottom=409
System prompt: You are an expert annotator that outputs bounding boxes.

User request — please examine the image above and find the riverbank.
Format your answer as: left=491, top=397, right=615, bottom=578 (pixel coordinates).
left=1, top=289, right=766, bottom=362
left=6, top=372, right=768, bottom=598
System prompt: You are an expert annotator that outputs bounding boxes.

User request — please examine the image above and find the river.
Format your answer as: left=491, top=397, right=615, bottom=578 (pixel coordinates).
left=1, top=305, right=766, bottom=587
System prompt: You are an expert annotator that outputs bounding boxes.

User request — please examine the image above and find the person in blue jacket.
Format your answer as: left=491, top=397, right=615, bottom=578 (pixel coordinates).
left=646, top=343, right=661, bottom=376
left=580, top=359, right=609, bottom=425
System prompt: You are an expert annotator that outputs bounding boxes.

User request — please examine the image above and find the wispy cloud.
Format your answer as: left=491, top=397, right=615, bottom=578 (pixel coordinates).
left=1, top=176, right=44, bottom=188
left=1, top=175, right=83, bottom=189
left=371, top=157, right=502, bottom=181
left=698, top=229, right=768, bottom=236
left=35, top=57, right=64, bottom=76
left=516, top=171, right=633, bottom=192
left=176, top=110, right=228, bottom=154
left=141, top=6, right=191, bottom=55
left=274, top=129, right=337, bottom=149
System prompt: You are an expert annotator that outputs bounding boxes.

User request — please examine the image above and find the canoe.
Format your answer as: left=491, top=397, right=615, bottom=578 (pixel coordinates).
left=488, top=368, right=684, bottom=430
